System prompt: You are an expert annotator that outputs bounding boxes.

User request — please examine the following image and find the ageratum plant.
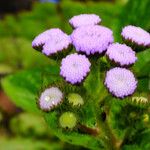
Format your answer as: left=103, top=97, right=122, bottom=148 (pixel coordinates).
left=31, top=14, right=150, bottom=149
left=2, top=13, right=150, bottom=150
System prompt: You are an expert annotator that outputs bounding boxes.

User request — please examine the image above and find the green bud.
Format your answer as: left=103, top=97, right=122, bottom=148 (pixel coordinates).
left=68, top=93, right=84, bottom=106
left=131, top=96, right=148, bottom=104
left=59, top=112, right=77, bottom=129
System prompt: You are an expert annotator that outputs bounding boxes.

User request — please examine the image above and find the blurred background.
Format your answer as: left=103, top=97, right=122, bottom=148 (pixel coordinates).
left=0, top=0, right=150, bottom=149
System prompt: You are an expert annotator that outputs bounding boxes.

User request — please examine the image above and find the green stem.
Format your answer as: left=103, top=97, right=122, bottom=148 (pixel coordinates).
left=92, top=58, right=121, bottom=150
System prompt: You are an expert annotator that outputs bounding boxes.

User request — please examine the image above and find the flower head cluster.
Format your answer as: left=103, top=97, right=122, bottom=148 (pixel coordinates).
left=69, top=14, right=101, bottom=29
left=71, top=25, right=114, bottom=55
left=121, top=25, right=150, bottom=48
left=106, top=43, right=137, bottom=66
left=39, top=87, right=63, bottom=111
left=104, top=67, right=137, bottom=98
left=32, top=14, right=150, bottom=103
left=60, top=53, right=91, bottom=84
left=32, top=28, right=71, bottom=56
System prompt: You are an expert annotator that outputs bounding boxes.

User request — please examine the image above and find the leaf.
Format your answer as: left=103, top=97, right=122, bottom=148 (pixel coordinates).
left=10, top=112, right=51, bottom=137
left=1, top=64, right=60, bottom=113
left=133, top=49, right=150, bottom=77
left=83, top=60, right=104, bottom=99
left=137, top=78, right=150, bottom=92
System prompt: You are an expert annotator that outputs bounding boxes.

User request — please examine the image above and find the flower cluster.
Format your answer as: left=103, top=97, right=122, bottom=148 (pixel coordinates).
left=32, top=14, right=150, bottom=105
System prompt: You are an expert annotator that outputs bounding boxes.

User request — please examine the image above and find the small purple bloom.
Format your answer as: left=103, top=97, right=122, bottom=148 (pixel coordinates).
left=104, top=67, right=137, bottom=98
left=106, top=43, right=137, bottom=66
left=71, top=25, right=114, bottom=55
left=69, top=14, right=101, bottom=29
left=39, top=87, right=63, bottom=111
left=32, top=28, right=71, bottom=56
left=121, top=25, right=150, bottom=48
left=32, top=30, right=51, bottom=50
left=60, top=53, right=91, bottom=84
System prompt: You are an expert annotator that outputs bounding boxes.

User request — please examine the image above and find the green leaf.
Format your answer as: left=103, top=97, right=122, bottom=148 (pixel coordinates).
left=1, top=64, right=60, bottom=113
left=10, top=112, right=51, bottom=137
left=137, top=78, right=150, bottom=92
left=133, top=49, right=150, bottom=77
left=84, top=60, right=103, bottom=99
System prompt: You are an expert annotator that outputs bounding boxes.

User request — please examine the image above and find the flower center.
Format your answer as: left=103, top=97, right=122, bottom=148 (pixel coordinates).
left=118, top=50, right=125, bottom=56
left=72, top=63, right=79, bottom=68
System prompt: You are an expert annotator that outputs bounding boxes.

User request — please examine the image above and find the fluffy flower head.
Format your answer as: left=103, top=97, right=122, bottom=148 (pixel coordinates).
left=104, top=67, right=137, bottom=98
left=32, top=30, right=51, bottom=50
left=39, top=87, right=63, bottom=111
left=32, top=28, right=71, bottom=55
left=106, top=43, right=137, bottom=66
left=121, top=25, right=150, bottom=47
left=71, top=25, right=114, bottom=55
left=60, top=53, right=91, bottom=84
left=69, top=14, right=101, bottom=28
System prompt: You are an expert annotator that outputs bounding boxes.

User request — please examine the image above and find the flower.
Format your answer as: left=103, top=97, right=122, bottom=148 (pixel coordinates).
left=32, top=30, right=51, bottom=50
left=69, top=14, right=101, bottom=28
left=39, top=87, right=63, bottom=111
left=121, top=25, right=150, bottom=48
left=71, top=25, right=114, bottom=55
left=32, top=28, right=71, bottom=56
left=106, top=43, right=137, bottom=66
left=60, top=53, right=91, bottom=84
left=104, top=67, right=137, bottom=98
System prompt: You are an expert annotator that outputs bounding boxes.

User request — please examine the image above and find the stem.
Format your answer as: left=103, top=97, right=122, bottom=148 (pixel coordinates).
left=92, top=57, right=121, bottom=150
left=95, top=94, right=122, bottom=150
left=119, top=128, right=132, bottom=148
left=78, top=124, right=99, bottom=136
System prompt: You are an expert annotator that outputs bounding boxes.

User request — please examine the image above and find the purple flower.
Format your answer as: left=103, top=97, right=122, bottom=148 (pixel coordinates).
left=60, top=53, right=91, bottom=84
left=104, top=67, right=137, bottom=98
left=32, top=28, right=71, bottom=56
left=71, top=25, right=114, bottom=55
left=39, top=87, right=63, bottom=111
left=106, top=43, right=137, bottom=66
left=69, top=14, right=101, bottom=29
left=32, top=30, right=51, bottom=50
left=121, top=25, right=150, bottom=48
